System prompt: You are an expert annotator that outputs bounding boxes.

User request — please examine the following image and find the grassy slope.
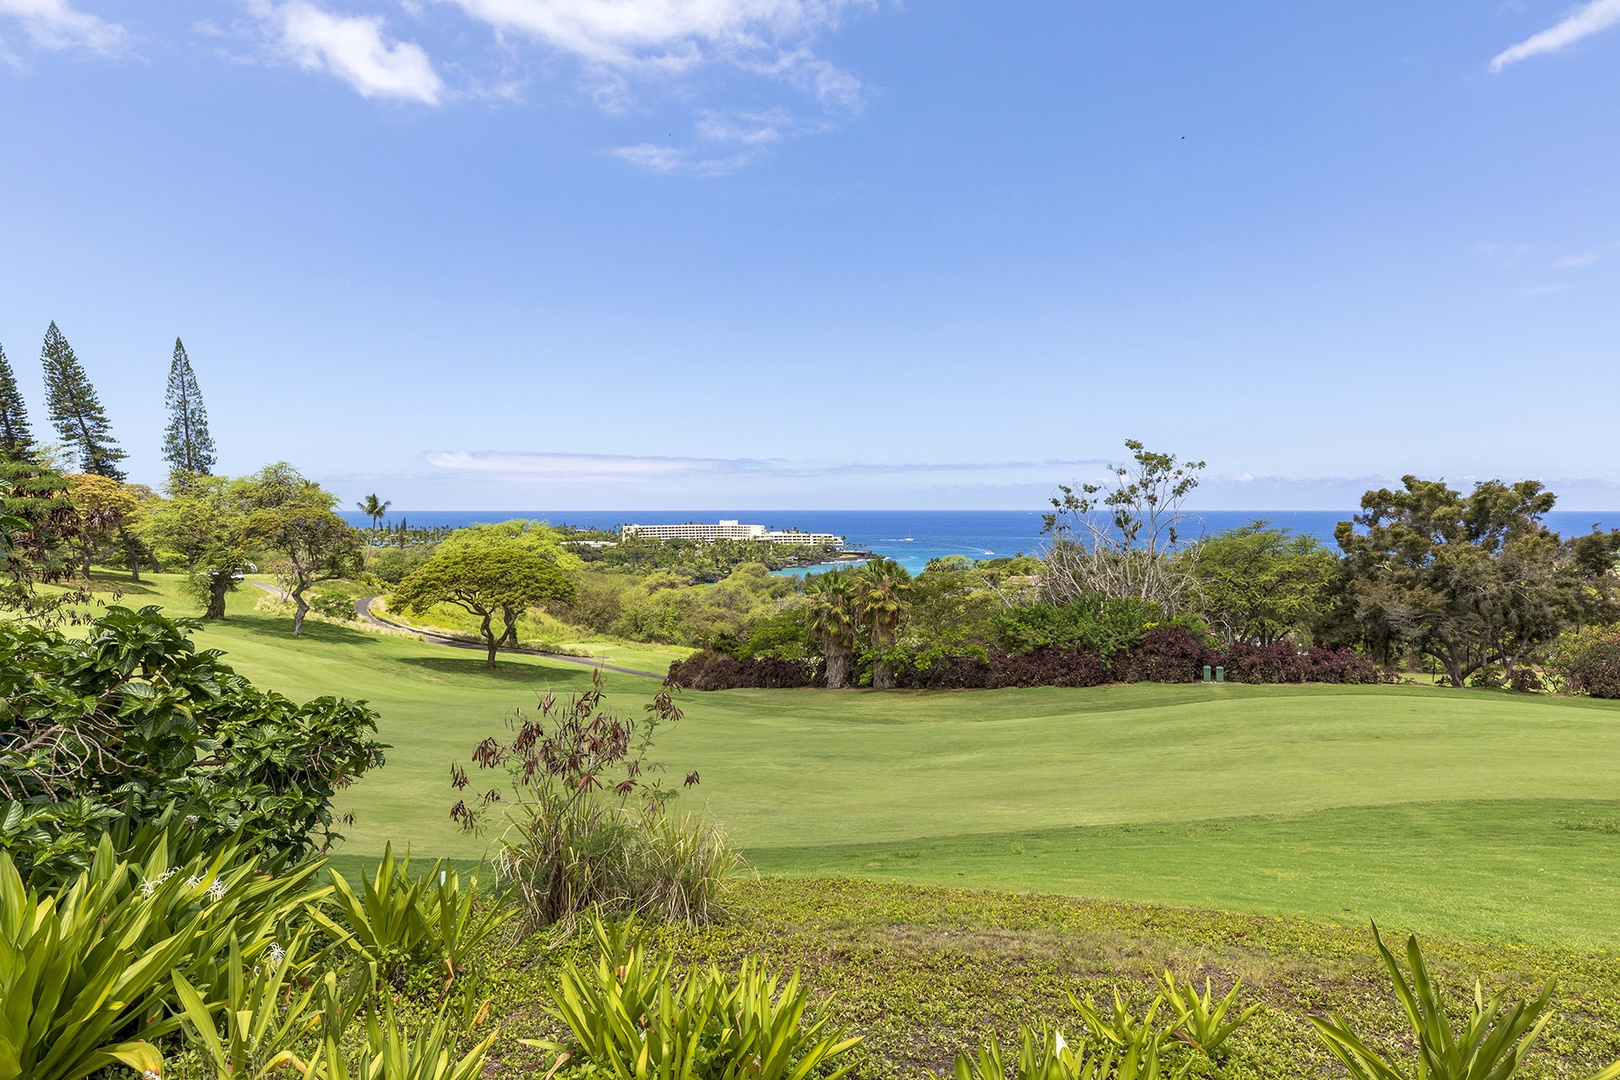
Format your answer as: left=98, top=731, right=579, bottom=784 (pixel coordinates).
left=117, top=573, right=1620, bottom=949
left=476, top=878, right=1620, bottom=1080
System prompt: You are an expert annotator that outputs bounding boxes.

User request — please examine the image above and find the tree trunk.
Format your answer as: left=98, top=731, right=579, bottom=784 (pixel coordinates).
left=824, top=645, right=850, bottom=689
left=291, top=588, right=309, bottom=636
left=205, top=573, right=230, bottom=620
left=872, top=662, right=896, bottom=690
left=499, top=604, right=519, bottom=647
left=480, top=612, right=498, bottom=668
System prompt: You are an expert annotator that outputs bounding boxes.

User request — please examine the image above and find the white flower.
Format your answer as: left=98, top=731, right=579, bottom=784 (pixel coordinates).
left=206, top=878, right=228, bottom=902
left=139, top=878, right=159, bottom=899
left=143, top=1071, right=161, bottom=1080
left=184, top=874, right=204, bottom=889
left=266, top=941, right=286, bottom=965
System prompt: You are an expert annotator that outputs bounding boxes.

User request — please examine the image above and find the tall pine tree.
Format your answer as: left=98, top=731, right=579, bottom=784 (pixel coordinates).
left=40, top=322, right=125, bottom=481
left=163, top=338, right=217, bottom=475
left=0, top=342, right=34, bottom=459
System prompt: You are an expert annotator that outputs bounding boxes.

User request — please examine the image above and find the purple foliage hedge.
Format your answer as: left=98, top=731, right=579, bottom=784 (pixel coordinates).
left=668, top=632, right=1382, bottom=691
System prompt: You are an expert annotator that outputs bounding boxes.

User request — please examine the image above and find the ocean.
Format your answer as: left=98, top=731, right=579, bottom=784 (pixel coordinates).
left=339, top=508, right=1620, bottom=577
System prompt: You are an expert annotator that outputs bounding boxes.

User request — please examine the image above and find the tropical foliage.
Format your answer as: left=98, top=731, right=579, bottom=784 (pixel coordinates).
left=0, top=605, right=384, bottom=881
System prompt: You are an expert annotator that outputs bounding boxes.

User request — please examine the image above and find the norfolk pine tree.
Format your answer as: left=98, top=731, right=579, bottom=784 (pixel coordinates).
left=163, top=338, right=217, bottom=476
left=0, top=342, right=34, bottom=458
left=40, top=322, right=126, bottom=480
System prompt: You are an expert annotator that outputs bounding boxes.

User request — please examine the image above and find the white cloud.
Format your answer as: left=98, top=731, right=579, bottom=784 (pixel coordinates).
left=444, top=0, right=867, bottom=65
left=264, top=1, right=444, bottom=104
left=1557, top=251, right=1599, bottom=267
left=0, top=0, right=124, bottom=53
left=1490, top=0, right=1620, bottom=72
left=695, top=107, right=790, bottom=144
left=612, top=141, right=762, bottom=175
left=424, top=450, right=1110, bottom=485
left=443, top=0, right=868, bottom=118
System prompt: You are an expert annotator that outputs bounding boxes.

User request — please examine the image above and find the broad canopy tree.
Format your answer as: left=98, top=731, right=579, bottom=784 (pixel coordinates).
left=64, top=472, right=143, bottom=580
left=234, top=463, right=361, bottom=636
left=1334, top=476, right=1610, bottom=687
left=1193, top=523, right=1339, bottom=646
left=140, top=463, right=358, bottom=631
left=390, top=544, right=576, bottom=667
left=139, top=473, right=251, bottom=618
left=435, top=520, right=581, bottom=646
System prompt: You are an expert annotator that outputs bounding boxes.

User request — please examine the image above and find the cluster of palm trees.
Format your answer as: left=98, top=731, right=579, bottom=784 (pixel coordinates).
left=803, top=558, right=911, bottom=689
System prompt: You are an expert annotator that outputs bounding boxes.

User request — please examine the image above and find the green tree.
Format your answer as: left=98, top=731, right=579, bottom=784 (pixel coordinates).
left=40, top=322, right=125, bottom=480
left=391, top=545, right=576, bottom=667
left=240, top=464, right=362, bottom=636
left=162, top=337, right=217, bottom=476
left=437, top=520, right=581, bottom=647
left=64, top=473, right=141, bottom=580
left=853, top=558, right=911, bottom=689
left=1336, top=476, right=1590, bottom=686
left=1043, top=439, right=1205, bottom=614
left=0, top=456, right=93, bottom=624
left=0, top=341, right=34, bottom=458
left=1192, top=522, right=1340, bottom=646
left=139, top=474, right=251, bottom=619
left=804, top=568, right=859, bottom=688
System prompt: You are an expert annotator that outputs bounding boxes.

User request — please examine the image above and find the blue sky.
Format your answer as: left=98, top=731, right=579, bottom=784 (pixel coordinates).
left=1, top=0, right=1617, bottom=510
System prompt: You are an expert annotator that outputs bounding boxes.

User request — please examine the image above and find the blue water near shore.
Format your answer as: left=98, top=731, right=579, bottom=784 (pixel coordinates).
left=340, top=508, right=1619, bottom=577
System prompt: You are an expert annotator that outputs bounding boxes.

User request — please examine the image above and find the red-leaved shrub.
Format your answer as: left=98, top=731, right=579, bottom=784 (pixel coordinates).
left=1116, top=627, right=1210, bottom=683
left=666, top=651, right=816, bottom=690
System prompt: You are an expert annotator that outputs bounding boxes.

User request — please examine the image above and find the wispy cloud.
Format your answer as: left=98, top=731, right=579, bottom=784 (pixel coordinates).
left=260, top=0, right=444, bottom=104
left=1490, top=0, right=1620, bottom=72
left=611, top=141, right=762, bottom=175
left=1557, top=251, right=1600, bottom=267
left=0, top=0, right=124, bottom=54
left=442, top=0, right=870, bottom=72
left=424, top=450, right=1110, bottom=485
left=441, top=0, right=872, bottom=167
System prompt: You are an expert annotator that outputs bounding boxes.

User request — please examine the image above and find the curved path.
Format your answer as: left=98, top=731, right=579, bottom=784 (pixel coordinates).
left=247, top=581, right=662, bottom=679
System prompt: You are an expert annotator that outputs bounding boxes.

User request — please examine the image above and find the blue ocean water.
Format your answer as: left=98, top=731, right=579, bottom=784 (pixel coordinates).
left=340, top=508, right=1620, bottom=577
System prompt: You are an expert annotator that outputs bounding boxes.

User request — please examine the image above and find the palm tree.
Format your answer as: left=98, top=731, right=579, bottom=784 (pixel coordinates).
left=853, top=558, right=911, bottom=689
left=804, top=568, right=858, bottom=689
left=356, top=494, right=391, bottom=564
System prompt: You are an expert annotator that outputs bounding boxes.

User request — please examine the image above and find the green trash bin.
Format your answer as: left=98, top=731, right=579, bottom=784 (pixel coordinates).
left=1202, top=665, right=1212, bottom=684
left=1215, top=666, right=1225, bottom=684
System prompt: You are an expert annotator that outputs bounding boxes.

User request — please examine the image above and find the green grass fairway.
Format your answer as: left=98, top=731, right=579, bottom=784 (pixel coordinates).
left=109, top=574, right=1620, bottom=948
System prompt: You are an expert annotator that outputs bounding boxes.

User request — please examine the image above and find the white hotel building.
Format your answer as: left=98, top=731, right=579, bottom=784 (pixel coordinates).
left=621, top=520, right=844, bottom=547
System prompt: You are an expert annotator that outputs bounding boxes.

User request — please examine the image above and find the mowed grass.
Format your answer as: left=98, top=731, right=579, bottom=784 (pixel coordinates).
left=113, top=573, right=1620, bottom=949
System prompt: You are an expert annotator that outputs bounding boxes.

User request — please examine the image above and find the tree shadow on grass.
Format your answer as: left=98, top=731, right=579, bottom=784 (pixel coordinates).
left=397, top=655, right=610, bottom=689
left=202, top=613, right=387, bottom=648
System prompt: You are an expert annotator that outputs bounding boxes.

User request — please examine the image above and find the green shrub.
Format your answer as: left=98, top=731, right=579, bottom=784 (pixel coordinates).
left=310, top=845, right=514, bottom=997
left=998, top=597, right=1166, bottom=659
left=171, top=934, right=326, bottom=1079
left=311, top=586, right=360, bottom=620
left=0, top=834, right=330, bottom=1080
left=529, top=918, right=861, bottom=1080
left=1311, top=925, right=1620, bottom=1080
left=1546, top=623, right=1620, bottom=698
left=0, top=606, right=385, bottom=883
left=369, top=545, right=435, bottom=585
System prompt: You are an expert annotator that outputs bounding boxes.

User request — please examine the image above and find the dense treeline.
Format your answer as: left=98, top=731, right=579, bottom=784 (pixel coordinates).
left=670, top=443, right=1620, bottom=694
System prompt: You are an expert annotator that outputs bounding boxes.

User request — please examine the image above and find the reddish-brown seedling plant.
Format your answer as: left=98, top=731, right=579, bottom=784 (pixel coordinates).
left=450, top=671, right=707, bottom=926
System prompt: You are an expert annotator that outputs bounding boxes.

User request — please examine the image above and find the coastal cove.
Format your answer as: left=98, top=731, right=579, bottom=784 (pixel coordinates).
left=340, top=508, right=1620, bottom=575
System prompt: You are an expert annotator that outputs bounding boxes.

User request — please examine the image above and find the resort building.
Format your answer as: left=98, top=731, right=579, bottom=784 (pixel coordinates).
left=621, top=520, right=844, bottom=546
